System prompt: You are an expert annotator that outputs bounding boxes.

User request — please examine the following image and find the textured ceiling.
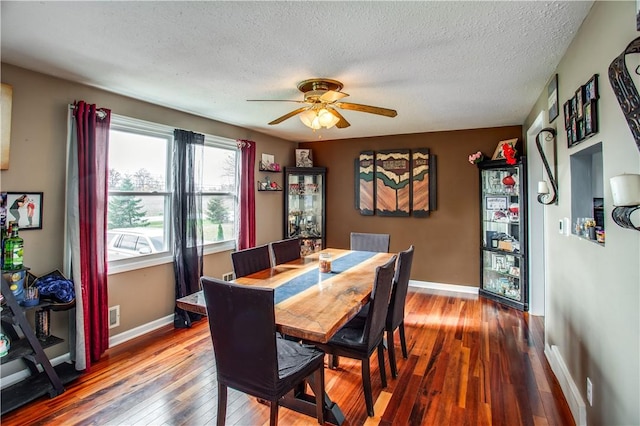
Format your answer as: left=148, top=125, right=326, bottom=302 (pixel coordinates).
left=1, top=1, right=593, bottom=142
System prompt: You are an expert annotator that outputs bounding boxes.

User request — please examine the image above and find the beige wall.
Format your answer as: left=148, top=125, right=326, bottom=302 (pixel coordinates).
left=301, top=126, right=522, bottom=287
left=0, top=64, right=294, bottom=374
left=523, top=2, right=639, bottom=424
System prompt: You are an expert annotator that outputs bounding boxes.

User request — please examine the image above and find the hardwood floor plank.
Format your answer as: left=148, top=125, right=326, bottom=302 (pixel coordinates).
left=1, top=288, right=575, bottom=426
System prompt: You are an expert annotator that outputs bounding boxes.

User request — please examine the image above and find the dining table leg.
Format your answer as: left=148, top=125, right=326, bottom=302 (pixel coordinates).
left=279, top=376, right=345, bottom=425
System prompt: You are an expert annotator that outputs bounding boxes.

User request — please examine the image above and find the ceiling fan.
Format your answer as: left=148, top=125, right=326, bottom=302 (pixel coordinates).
left=248, top=78, right=397, bottom=130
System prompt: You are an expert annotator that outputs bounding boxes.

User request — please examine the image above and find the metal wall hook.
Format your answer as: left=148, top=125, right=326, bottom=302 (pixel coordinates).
left=535, top=128, right=558, bottom=205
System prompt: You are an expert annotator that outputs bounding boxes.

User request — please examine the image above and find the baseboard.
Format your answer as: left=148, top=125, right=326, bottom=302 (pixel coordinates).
left=409, top=279, right=479, bottom=295
left=1, top=352, right=71, bottom=389
left=109, top=314, right=175, bottom=348
left=544, top=344, right=587, bottom=426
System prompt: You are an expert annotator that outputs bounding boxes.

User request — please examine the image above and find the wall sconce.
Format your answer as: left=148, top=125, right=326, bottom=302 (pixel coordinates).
left=535, top=128, right=558, bottom=205
left=610, top=173, right=640, bottom=231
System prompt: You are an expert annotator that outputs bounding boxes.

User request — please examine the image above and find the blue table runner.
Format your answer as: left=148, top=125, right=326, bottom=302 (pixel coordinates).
left=274, top=251, right=378, bottom=304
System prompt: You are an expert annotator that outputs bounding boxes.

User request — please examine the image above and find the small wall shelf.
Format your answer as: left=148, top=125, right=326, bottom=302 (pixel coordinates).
left=257, top=180, right=282, bottom=192
left=258, top=167, right=281, bottom=173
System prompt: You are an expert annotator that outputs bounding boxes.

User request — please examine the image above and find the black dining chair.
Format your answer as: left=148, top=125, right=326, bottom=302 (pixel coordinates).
left=356, top=245, right=415, bottom=378
left=316, top=255, right=396, bottom=417
left=231, top=244, right=272, bottom=278
left=201, top=277, right=326, bottom=426
left=350, top=232, right=390, bottom=253
left=270, top=238, right=301, bottom=265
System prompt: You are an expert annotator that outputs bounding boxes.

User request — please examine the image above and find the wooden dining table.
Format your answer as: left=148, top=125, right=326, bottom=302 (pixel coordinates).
left=176, top=248, right=396, bottom=425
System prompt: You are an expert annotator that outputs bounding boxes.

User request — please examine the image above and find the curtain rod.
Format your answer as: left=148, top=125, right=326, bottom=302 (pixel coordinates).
left=68, top=103, right=107, bottom=119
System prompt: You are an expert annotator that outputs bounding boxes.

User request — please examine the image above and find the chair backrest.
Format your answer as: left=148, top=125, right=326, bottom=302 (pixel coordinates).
left=350, top=232, right=390, bottom=253
left=231, top=244, right=272, bottom=278
left=387, top=245, right=415, bottom=330
left=201, top=276, right=278, bottom=396
left=270, top=238, right=301, bottom=265
left=362, top=255, right=396, bottom=349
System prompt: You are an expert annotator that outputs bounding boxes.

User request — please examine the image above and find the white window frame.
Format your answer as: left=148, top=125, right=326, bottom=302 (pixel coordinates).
left=107, top=115, right=237, bottom=275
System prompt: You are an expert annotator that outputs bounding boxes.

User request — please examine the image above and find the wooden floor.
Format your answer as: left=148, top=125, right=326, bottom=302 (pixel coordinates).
left=2, top=288, right=574, bottom=426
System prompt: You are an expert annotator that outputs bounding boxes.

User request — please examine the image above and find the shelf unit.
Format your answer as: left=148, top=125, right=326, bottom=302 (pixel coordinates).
left=0, top=271, right=80, bottom=414
left=478, top=158, right=529, bottom=311
left=257, top=166, right=283, bottom=192
left=284, top=167, right=326, bottom=256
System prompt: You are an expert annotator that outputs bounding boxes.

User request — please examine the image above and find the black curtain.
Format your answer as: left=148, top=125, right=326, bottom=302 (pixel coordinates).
left=173, top=129, right=204, bottom=328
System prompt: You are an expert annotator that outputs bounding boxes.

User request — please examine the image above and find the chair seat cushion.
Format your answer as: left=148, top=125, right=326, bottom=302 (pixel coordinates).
left=328, top=322, right=366, bottom=350
left=355, top=302, right=370, bottom=320
left=277, top=337, right=324, bottom=379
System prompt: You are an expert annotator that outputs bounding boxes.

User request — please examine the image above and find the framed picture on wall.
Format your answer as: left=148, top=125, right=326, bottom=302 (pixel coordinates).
left=295, top=149, right=313, bottom=167
left=585, top=74, right=599, bottom=101
left=5, top=192, right=43, bottom=230
left=575, top=87, right=584, bottom=119
left=1, top=84, right=12, bottom=170
left=584, top=101, right=598, bottom=137
left=563, top=100, right=571, bottom=129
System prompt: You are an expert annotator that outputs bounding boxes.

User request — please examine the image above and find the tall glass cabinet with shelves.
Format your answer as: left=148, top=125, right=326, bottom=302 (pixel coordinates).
left=478, top=158, right=528, bottom=311
left=283, top=167, right=326, bottom=256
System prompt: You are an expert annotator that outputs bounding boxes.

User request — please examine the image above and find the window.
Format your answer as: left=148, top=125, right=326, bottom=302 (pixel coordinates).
left=107, top=115, right=238, bottom=273
left=200, top=139, right=237, bottom=246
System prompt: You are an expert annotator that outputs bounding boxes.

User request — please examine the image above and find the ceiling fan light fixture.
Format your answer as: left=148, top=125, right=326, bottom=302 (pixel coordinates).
left=318, top=108, right=339, bottom=128
left=299, top=109, right=317, bottom=128
left=300, top=106, right=340, bottom=130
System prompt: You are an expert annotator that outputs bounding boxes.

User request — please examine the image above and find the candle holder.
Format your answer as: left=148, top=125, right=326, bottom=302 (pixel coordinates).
left=610, top=174, right=640, bottom=231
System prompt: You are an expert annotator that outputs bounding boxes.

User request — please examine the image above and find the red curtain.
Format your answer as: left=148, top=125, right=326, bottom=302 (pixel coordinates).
left=74, top=101, right=110, bottom=368
left=236, top=139, right=256, bottom=249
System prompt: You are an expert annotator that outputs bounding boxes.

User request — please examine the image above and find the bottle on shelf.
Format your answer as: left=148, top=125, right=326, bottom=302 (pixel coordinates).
left=1, top=224, right=6, bottom=270
left=3, top=222, right=24, bottom=270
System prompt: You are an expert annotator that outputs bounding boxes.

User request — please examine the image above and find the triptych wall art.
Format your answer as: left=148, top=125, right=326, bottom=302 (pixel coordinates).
left=355, top=149, right=437, bottom=217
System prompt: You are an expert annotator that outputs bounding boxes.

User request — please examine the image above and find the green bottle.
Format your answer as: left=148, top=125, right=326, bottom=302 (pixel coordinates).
left=3, top=223, right=23, bottom=270
left=0, top=225, right=6, bottom=270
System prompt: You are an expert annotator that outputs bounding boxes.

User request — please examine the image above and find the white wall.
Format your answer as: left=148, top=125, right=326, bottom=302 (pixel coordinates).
left=524, top=2, right=640, bottom=424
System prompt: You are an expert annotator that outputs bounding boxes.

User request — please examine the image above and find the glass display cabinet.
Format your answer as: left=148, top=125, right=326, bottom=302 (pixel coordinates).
left=284, top=167, right=326, bottom=256
left=478, top=158, right=528, bottom=311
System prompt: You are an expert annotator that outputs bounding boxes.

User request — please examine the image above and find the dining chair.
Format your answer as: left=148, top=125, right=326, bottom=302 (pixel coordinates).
left=382, top=245, right=414, bottom=377
left=270, top=238, right=301, bottom=265
left=354, top=246, right=414, bottom=377
left=316, top=255, right=396, bottom=417
left=231, top=244, right=271, bottom=278
left=350, top=232, right=390, bottom=253
left=201, top=277, right=325, bottom=426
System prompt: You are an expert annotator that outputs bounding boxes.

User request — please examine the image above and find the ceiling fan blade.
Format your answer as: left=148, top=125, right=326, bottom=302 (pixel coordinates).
left=329, top=108, right=351, bottom=128
left=247, top=99, right=306, bottom=103
left=334, top=102, right=397, bottom=117
left=320, top=90, right=349, bottom=103
left=268, top=107, right=309, bottom=125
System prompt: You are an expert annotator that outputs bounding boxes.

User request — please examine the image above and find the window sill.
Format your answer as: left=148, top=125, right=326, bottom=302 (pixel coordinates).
left=107, top=240, right=236, bottom=275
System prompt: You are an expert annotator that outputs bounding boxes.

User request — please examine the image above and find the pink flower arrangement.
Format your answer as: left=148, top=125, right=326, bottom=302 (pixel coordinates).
left=468, top=151, right=484, bottom=164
